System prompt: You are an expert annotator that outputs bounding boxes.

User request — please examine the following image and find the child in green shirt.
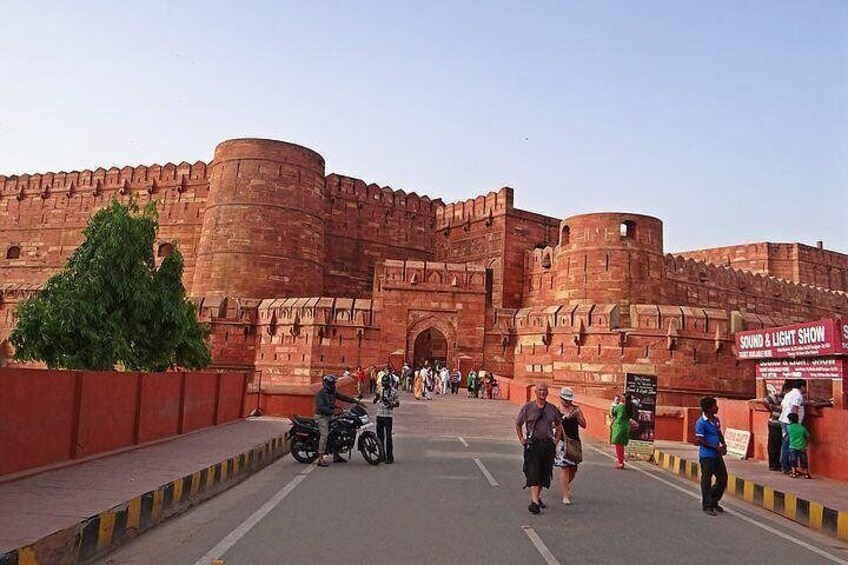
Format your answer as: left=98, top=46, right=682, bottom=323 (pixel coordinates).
left=787, top=413, right=811, bottom=479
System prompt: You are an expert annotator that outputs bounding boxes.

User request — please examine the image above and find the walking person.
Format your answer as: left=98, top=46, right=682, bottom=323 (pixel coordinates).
left=450, top=367, right=461, bottom=395
left=413, top=367, right=424, bottom=400
left=373, top=373, right=400, bottom=464
left=779, top=379, right=806, bottom=474
left=609, top=392, right=634, bottom=469
left=314, top=374, right=362, bottom=467
left=516, top=383, right=562, bottom=514
left=554, top=387, right=587, bottom=505
left=401, top=362, right=412, bottom=393
left=423, top=366, right=435, bottom=400
left=467, top=368, right=478, bottom=398
left=369, top=367, right=377, bottom=395
left=354, top=365, right=367, bottom=396
left=439, top=365, right=450, bottom=395
left=694, top=396, right=727, bottom=515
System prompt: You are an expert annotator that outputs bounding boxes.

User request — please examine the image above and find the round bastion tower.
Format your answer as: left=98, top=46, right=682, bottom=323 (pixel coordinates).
left=554, top=212, right=666, bottom=307
left=191, top=139, right=326, bottom=298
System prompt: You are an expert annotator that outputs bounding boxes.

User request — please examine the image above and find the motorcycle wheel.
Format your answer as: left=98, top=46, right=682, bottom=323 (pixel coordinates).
left=291, top=440, right=318, bottom=464
left=359, top=431, right=384, bottom=466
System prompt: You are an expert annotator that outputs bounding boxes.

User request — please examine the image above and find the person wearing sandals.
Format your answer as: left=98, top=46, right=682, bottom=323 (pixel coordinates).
left=516, top=383, right=562, bottom=514
left=787, top=412, right=812, bottom=479
left=609, top=392, right=634, bottom=469
left=554, top=387, right=587, bottom=505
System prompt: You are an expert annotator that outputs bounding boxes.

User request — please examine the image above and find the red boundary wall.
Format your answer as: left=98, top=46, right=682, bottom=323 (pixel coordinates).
left=0, top=368, right=249, bottom=477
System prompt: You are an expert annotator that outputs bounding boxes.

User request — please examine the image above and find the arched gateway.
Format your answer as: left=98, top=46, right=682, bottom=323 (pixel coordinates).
left=406, top=316, right=456, bottom=369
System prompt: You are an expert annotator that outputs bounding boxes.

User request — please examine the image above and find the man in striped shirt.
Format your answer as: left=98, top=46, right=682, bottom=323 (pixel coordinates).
left=373, top=373, right=400, bottom=464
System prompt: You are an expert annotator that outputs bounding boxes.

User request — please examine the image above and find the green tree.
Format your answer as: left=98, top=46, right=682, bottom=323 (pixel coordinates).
left=11, top=199, right=212, bottom=371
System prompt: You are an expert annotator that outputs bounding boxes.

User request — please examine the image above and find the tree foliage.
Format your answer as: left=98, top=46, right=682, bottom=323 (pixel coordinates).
left=11, top=199, right=212, bottom=371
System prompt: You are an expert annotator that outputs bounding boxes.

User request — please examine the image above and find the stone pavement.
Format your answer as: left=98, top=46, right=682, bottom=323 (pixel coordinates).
left=652, top=439, right=848, bottom=539
left=0, top=417, right=288, bottom=562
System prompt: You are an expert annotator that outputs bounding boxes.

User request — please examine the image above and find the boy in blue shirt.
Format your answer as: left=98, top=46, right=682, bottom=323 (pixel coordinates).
left=694, top=396, right=727, bottom=516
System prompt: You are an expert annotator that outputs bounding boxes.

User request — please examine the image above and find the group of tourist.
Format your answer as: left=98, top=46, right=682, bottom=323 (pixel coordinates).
left=515, top=384, right=588, bottom=512
left=753, top=378, right=819, bottom=479
left=329, top=366, right=821, bottom=519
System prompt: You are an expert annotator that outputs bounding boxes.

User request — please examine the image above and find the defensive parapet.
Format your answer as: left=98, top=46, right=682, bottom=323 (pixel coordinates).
left=0, top=161, right=211, bottom=288
left=192, top=139, right=327, bottom=298
left=0, top=161, right=210, bottom=201
left=663, top=254, right=848, bottom=321
left=554, top=212, right=665, bottom=307
left=435, top=187, right=513, bottom=230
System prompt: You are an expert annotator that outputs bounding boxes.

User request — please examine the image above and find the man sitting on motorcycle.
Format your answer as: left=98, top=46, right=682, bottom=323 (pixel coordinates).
left=315, top=374, right=362, bottom=467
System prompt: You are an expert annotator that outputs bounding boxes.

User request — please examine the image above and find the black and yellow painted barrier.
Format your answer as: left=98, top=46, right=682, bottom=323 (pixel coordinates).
left=0, top=434, right=288, bottom=565
left=652, top=448, right=848, bottom=542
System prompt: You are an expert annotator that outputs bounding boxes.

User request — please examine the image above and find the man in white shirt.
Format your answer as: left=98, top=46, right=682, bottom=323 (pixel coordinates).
left=778, top=379, right=806, bottom=474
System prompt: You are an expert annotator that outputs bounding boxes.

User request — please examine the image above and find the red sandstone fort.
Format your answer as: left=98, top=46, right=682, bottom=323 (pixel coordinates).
left=2, top=138, right=847, bottom=405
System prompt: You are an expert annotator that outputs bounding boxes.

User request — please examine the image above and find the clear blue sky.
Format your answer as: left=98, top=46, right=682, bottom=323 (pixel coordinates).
left=1, top=1, right=845, bottom=252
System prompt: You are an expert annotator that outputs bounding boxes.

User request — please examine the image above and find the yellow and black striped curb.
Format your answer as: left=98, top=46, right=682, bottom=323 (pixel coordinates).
left=652, top=449, right=848, bottom=541
left=0, top=434, right=288, bottom=565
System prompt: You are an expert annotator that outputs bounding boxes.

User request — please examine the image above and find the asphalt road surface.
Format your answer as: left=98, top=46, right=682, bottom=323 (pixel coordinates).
left=96, top=393, right=848, bottom=565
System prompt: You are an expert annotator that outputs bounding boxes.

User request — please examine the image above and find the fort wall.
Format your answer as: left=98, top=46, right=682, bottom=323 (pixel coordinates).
left=434, top=187, right=558, bottom=308
left=0, top=162, right=210, bottom=289
left=323, top=174, right=440, bottom=298
left=676, top=242, right=848, bottom=293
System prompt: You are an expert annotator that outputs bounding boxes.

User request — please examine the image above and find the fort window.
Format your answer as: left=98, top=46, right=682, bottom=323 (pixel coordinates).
left=620, top=220, right=636, bottom=239
left=5, top=246, right=20, bottom=260
left=541, top=252, right=552, bottom=269
left=560, top=225, right=570, bottom=245
left=157, top=242, right=173, bottom=258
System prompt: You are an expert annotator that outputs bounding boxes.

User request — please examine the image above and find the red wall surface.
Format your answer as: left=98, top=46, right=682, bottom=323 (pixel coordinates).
left=0, top=368, right=249, bottom=477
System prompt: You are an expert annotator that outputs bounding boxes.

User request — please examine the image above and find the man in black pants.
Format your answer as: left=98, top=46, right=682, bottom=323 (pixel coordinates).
left=751, top=381, right=791, bottom=471
left=694, top=396, right=728, bottom=516
left=373, top=373, right=399, bottom=464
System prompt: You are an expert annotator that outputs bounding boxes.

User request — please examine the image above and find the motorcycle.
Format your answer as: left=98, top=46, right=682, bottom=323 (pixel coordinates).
left=288, top=404, right=384, bottom=465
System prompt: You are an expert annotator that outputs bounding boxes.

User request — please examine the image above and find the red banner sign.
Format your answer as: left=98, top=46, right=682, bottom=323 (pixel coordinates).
left=755, top=358, right=846, bottom=380
left=735, top=319, right=847, bottom=360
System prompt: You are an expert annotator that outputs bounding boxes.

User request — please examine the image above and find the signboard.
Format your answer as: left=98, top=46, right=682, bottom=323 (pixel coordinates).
left=756, top=357, right=846, bottom=380
left=724, top=428, right=751, bottom=460
left=624, top=374, right=657, bottom=459
left=735, top=319, right=847, bottom=360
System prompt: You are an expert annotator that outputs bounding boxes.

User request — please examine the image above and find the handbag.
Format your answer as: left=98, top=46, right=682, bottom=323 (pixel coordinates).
left=629, top=418, right=639, bottom=432
left=564, top=437, right=583, bottom=463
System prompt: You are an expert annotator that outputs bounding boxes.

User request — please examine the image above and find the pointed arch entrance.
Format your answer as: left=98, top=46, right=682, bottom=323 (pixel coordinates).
left=413, top=327, right=448, bottom=368
left=406, top=316, right=457, bottom=370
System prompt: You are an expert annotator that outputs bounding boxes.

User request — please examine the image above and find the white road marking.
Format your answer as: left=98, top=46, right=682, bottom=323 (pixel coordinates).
left=522, top=526, right=562, bottom=565
left=473, top=457, right=499, bottom=486
left=191, top=464, right=316, bottom=565
left=457, top=436, right=469, bottom=448
left=585, top=445, right=848, bottom=565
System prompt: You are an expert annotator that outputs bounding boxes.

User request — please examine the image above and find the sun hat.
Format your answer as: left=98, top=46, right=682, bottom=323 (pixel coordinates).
left=559, top=387, right=575, bottom=401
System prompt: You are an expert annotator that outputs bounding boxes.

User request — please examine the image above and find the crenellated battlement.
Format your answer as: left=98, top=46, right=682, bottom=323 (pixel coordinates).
left=255, top=297, right=375, bottom=328
left=0, top=161, right=210, bottom=201
left=325, top=173, right=443, bottom=214
left=435, top=186, right=513, bottom=228
left=377, top=259, right=487, bottom=292
left=664, top=253, right=848, bottom=303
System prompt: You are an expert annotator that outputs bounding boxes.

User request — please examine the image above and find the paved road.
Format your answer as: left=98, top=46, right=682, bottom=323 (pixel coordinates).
left=97, top=393, right=848, bottom=565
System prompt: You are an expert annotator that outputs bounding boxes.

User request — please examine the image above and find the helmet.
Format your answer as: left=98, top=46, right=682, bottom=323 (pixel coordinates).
left=381, top=373, right=392, bottom=388
left=322, top=374, right=337, bottom=392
